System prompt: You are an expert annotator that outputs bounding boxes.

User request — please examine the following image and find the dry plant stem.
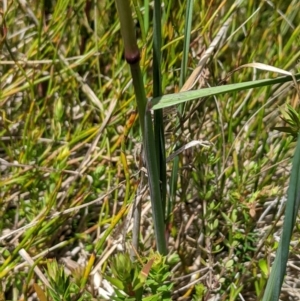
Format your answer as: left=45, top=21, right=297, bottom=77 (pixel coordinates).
left=180, top=16, right=232, bottom=92
left=18, top=249, right=52, bottom=289
left=131, top=168, right=144, bottom=259
left=57, top=99, right=117, bottom=207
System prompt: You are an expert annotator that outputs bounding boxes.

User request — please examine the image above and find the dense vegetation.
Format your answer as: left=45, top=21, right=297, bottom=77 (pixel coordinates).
left=0, top=0, right=300, bottom=300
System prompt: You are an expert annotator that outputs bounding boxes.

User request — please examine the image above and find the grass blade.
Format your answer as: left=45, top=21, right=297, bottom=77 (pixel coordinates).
left=180, top=0, right=194, bottom=88
left=167, top=0, right=194, bottom=226
left=150, top=74, right=300, bottom=110
left=115, top=0, right=167, bottom=254
left=144, top=109, right=167, bottom=254
left=263, top=132, right=300, bottom=300
left=153, top=0, right=167, bottom=218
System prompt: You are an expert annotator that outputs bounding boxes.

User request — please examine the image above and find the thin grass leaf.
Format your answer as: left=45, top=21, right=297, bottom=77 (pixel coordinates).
left=144, top=110, right=167, bottom=254
left=229, top=62, right=300, bottom=98
left=263, top=132, right=300, bottom=300
left=179, top=0, right=194, bottom=92
left=273, top=127, right=296, bottom=135
left=114, top=0, right=167, bottom=254
left=167, top=0, right=194, bottom=226
left=144, top=0, right=150, bottom=34
left=150, top=74, right=300, bottom=110
left=153, top=0, right=167, bottom=219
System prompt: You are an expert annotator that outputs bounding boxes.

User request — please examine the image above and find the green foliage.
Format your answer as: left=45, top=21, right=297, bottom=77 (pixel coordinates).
left=253, top=258, right=269, bottom=297
left=44, top=260, right=94, bottom=301
left=106, top=253, right=172, bottom=301
left=1, top=0, right=300, bottom=300
left=274, top=104, right=300, bottom=139
left=192, top=283, right=207, bottom=300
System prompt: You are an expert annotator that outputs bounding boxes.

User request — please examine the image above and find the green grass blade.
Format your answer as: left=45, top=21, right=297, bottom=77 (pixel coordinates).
left=144, top=110, right=167, bottom=254
left=167, top=0, right=194, bottom=222
left=153, top=0, right=167, bottom=218
left=144, top=0, right=150, bottom=34
left=115, top=0, right=167, bottom=254
left=132, top=0, right=146, bottom=43
left=150, top=74, right=300, bottom=110
left=263, top=132, right=300, bottom=301
left=179, top=0, right=194, bottom=91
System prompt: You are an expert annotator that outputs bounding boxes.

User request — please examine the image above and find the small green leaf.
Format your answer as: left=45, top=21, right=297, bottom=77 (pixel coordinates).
left=54, top=98, right=64, bottom=121
left=105, top=275, right=124, bottom=290
left=142, top=294, right=161, bottom=301
left=258, top=259, right=269, bottom=278
left=231, top=209, right=238, bottom=223
left=225, top=259, right=234, bottom=268
left=273, top=126, right=295, bottom=134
